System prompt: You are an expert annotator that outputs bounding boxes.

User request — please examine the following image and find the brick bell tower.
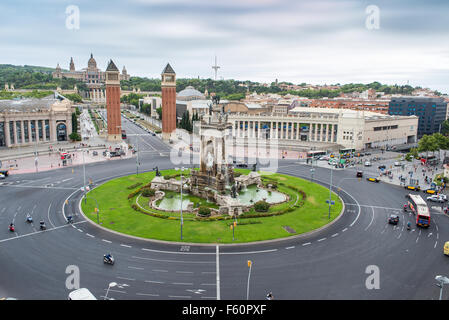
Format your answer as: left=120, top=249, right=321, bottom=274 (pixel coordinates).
left=161, top=63, right=177, bottom=141
left=105, top=59, right=122, bottom=141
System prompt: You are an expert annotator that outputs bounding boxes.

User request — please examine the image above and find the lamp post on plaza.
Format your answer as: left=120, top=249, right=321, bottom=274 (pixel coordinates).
left=175, top=167, right=186, bottom=240
left=435, top=275, right=449, bottom=300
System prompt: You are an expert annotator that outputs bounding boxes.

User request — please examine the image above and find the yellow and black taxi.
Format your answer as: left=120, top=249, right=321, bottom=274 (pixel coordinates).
left=405, top=185, right=421, bottom=191
left=444, top=241, right=449, bottom=256
left=366, top=177, right=380, bottom=183
left=423, top=188, right=437, bottom=195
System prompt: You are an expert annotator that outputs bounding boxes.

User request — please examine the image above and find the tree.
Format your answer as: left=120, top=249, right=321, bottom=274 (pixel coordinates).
left=69, top=132, right=81, bottom=141
left=418, top=134, right=438, bottom=159
left=71, top=112, right=78, bottom=134
left=156, top=107, right=162, bottom=120
left=441, top=120, right=449, bottom=136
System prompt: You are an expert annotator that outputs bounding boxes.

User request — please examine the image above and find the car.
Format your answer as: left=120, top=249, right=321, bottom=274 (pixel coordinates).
left=109, top=151, right=121, bottom=158
left=366, top=177, right=380, bottom=183
left=0, top=173, right=5, bottom=180
left=356, top=171, right=363, bottom=178
left=405, top=185, right=421, bottom=191
left=364, top=161, right=372, bottom=167
left=92, top=151, right=98, bottom=156
left=423, top=188, right=437, bottom=195
left=444, top=241, right=449, bottom=256
left=319, top=155, right=330, bottom=161
left=394, top=161, right=401, bottom=166
left=427, top=195, right=446, bottom=203
left=378, top=165, right=386, bottom=170
left=388, top=214, right=399, bottom=225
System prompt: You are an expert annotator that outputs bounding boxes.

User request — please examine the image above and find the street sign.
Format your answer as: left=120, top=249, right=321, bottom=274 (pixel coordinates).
left=326, top=200, right=335, bottom=205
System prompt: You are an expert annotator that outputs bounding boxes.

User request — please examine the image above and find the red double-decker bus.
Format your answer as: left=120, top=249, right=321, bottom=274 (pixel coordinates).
left=407, top=194, right=431, bottom=228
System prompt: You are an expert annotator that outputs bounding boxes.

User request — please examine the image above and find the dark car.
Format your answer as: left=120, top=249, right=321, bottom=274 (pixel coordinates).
left=356, top=171, right=363, bottom=178
left=109, top=151, right=121, bottom=157
left=388, top=214, right=399, bottom=225
left=92, top=151, right=98, bottom=156
left=378, top=165, right=386, bottom=170
left=365, top=152, right=371, bottom=156
left=366, top=177, right=380, bottom=183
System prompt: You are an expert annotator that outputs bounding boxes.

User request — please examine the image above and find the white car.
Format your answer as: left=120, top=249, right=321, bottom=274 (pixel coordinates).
left=427, top=195, right=447, bottom=203
left=364, top=161, right=372, bottom=167
left=394, top=161, right=402, bottom=166
left=0, top=173, right=5, bottom=180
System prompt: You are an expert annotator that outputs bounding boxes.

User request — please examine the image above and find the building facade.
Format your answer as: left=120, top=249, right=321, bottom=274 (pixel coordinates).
left=0, top=93, right=73, bottom=148
left=227, top=107, right=418, bottom=151
left=388, top=96, right=448, bottom=137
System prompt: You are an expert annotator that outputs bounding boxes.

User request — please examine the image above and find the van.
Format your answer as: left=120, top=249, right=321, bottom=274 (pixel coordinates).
left=68, top=288, right=97, bottom=300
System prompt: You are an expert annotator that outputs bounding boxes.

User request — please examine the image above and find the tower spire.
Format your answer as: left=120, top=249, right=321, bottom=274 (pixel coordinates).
left=212, top=56, right=220, bottom=81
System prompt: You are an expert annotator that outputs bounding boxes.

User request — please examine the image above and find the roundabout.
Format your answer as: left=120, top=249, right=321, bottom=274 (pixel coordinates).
left=79, top=169, right=343, bottom=244
left=1, top=118, right=449, bottom=301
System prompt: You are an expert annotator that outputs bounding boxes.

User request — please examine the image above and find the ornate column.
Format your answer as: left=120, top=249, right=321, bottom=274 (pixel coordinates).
left=13, top=121, right=17, bottom=145
left=20, top=121, right=25, bottom=144
left=28, top=120, right=32, bottom=143
left=270, top=121, right=274, bottom=139
left=42, top=120, right=47, bottom=141
left=5, top=120, right=11, bottom=147
left=297, top=122, right=300, bottom=140
left=308, top=123, right=312, bottom=142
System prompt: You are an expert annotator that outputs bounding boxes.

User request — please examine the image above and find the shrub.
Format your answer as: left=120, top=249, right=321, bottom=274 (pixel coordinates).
left=198, top=206, right=211, bottom=217
left=127, top=182, right=143, bottom=190
left=69, top=132, right=81, bottom=141
left=254, top=200, right=270, bottom=212
left=141, top=188, right=155, bottom=197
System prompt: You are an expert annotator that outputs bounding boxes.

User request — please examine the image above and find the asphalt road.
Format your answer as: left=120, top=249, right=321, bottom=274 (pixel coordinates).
left=1, top=117, right=449, bottom=300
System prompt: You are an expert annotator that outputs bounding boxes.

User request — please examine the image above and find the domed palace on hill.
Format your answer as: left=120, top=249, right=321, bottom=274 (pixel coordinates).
left=52, top=53, right=130, bottom=103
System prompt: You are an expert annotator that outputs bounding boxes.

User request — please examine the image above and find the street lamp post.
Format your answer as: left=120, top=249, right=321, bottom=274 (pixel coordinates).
left=328, top=162, right=334, bottom=219
left=176, top=167, right=186, bottom=240
left=247, top=260, right=252, bottom=300
left=435, top=275, right=449, bottom=300
left=104, top=282, right=117, bottom=300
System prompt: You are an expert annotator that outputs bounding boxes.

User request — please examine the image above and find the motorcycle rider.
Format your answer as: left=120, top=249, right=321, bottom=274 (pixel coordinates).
left=403, top=204, right=408, bottom=211
left=266, top=292, right=274, bottom=300
left=407, top=222, right=411, bottom=230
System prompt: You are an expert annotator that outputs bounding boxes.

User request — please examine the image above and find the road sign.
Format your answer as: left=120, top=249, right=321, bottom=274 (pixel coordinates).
left=326, top=200, right=335, bottom=205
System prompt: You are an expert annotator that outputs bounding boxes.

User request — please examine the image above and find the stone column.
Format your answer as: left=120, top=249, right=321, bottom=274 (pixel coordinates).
left=297, top=122, right=300, bottom=140
left=270, top=121, right=274, bottom=139
left=20, top=121, right=25, bottom=144
left=308, top=123, right=312, bottom=142
left=5, top=120, right=11, bottom=147
left=42, top=120, right=47, bottom=141
left=28, top=120, right=32, bottom=143
left=34, top=120, right=39, bottom=143
left=314, top=123, right=318, bottom=141
left=331, top=124, right=335, bottom=142
left=13, top=121, right=17, bottom=145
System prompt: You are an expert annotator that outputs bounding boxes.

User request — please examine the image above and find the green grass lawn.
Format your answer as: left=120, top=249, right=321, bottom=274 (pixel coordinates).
left=81, top=169, right=343, bottom=243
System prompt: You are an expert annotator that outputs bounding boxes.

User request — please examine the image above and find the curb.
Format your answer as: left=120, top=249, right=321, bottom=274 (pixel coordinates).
left=77, top=172, right=347, bottom=247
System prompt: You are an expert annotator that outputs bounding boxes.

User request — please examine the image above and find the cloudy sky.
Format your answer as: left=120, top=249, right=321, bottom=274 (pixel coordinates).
left=1, top=0, right=448, bottom=93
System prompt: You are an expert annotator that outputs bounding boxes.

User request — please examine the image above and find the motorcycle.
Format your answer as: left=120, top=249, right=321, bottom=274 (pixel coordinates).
left=103, top=254, right=115, bottom=265
left=39, top=221, right=46, bottom=230
left=26, top=215, right=33, bottom=223
left=67, top=216, right=73, bottom=224
left=8, top=224, right=15, bottom=232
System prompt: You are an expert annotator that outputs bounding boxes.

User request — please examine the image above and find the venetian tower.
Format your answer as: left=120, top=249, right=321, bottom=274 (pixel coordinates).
left=161, top=63, right=177, bottom=141
left=105, top=59, right=122, bottom=141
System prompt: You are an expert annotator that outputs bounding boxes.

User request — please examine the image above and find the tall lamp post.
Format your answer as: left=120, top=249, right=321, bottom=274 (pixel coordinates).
left=435, top=275, right=449, bottom=300
left=328, top=163, right=334, bottom=219
left=104, top=282, right=117, bottom=300
left=247, top=260, right=252, bottom=300
left=175, top=167, right=186, bottom=240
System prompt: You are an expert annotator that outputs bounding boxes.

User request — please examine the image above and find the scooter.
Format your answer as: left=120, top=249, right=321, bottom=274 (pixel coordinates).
left=26, top=215, right=33, bottom=223
left=8, top=224, right=15, bottom=232
left=39, top=221, right=46, bottom=230
left=103, top=254, right=115, bottom=265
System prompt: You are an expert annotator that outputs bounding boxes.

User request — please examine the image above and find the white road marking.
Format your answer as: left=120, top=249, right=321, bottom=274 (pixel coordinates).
left=152, top=269, right=168, bottom=273
left=331, top=233, right=338, bottom=237
left=172, top=282, right=193, bottom=286
left=169, top=295, right=191, bottom=299
left=201, top=271, right=216, bottom=274
left=77, top=229, right=83, bottom=232
left=145, top=280, right=164, bottom=284
left=200, top=283, right=216, bottom=286
left=103, top=289, right=127, bottom=294
left=364, top=206, right=375, bottom=231
left=86, top=233, right=94, bottom=238
left=285, top=246, right=295, bottom=249
left=102, top=239, right=112, bottom=243
left=317, top=238, right=326, bottom=242
left=342, top=228, right=348, bottom=232
left=132, top=256, right=215, bottom=264
left=428, top=233, right=433, bottom=238
left=47, top=203, right=55, bottom=228
left=128, top=266, right=144, bottom=270
left=136, top=293, right=159, bottom=297
left=120, top=244, right=132, bottom=248
left=201, top=296, right=216, bottom=299
left=176, top=271, right=193, bottom=274
left=302, top=242, right=311, bottom=246
left=435, top=241, right=438, bottom=249
left=117, top=276, right=135, bottom=281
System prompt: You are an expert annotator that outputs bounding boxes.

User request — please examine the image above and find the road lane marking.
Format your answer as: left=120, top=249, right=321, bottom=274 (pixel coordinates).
left=86, top=233, right=94, bottom=238
left=435, top=241, right=438, bottom=249
left=302, top=242, right=311, bottom=246
left=317, top=238, right=326, bottom=242
left=342, top=228, right=348, bottom=232
left=364, top=206, right=375, bottom=231
left=176, top=271, right=193, bottom=274
left=145, top=280, right=164, bottom=284
left=169, top=295, right=191, bottom=299
left=117, top=276, right=135, bottom=281
left=331, top=233, right=338, bottom=237
left=120, top=244, right=132, bottom=248
left=132, top=256, right=215, bottom=264
left=172, top=282, right=193, bottom=286
left=128, top=266, right=144, bottom=270
left=152, top=269, right=168, bottom=272
left=285, top=246, right=295, bottom=249
left=102, top=239, right=112, bottom=243
left=136, top=293, right=159, bottom=297
left=47, top=202, right=55, bottom=228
